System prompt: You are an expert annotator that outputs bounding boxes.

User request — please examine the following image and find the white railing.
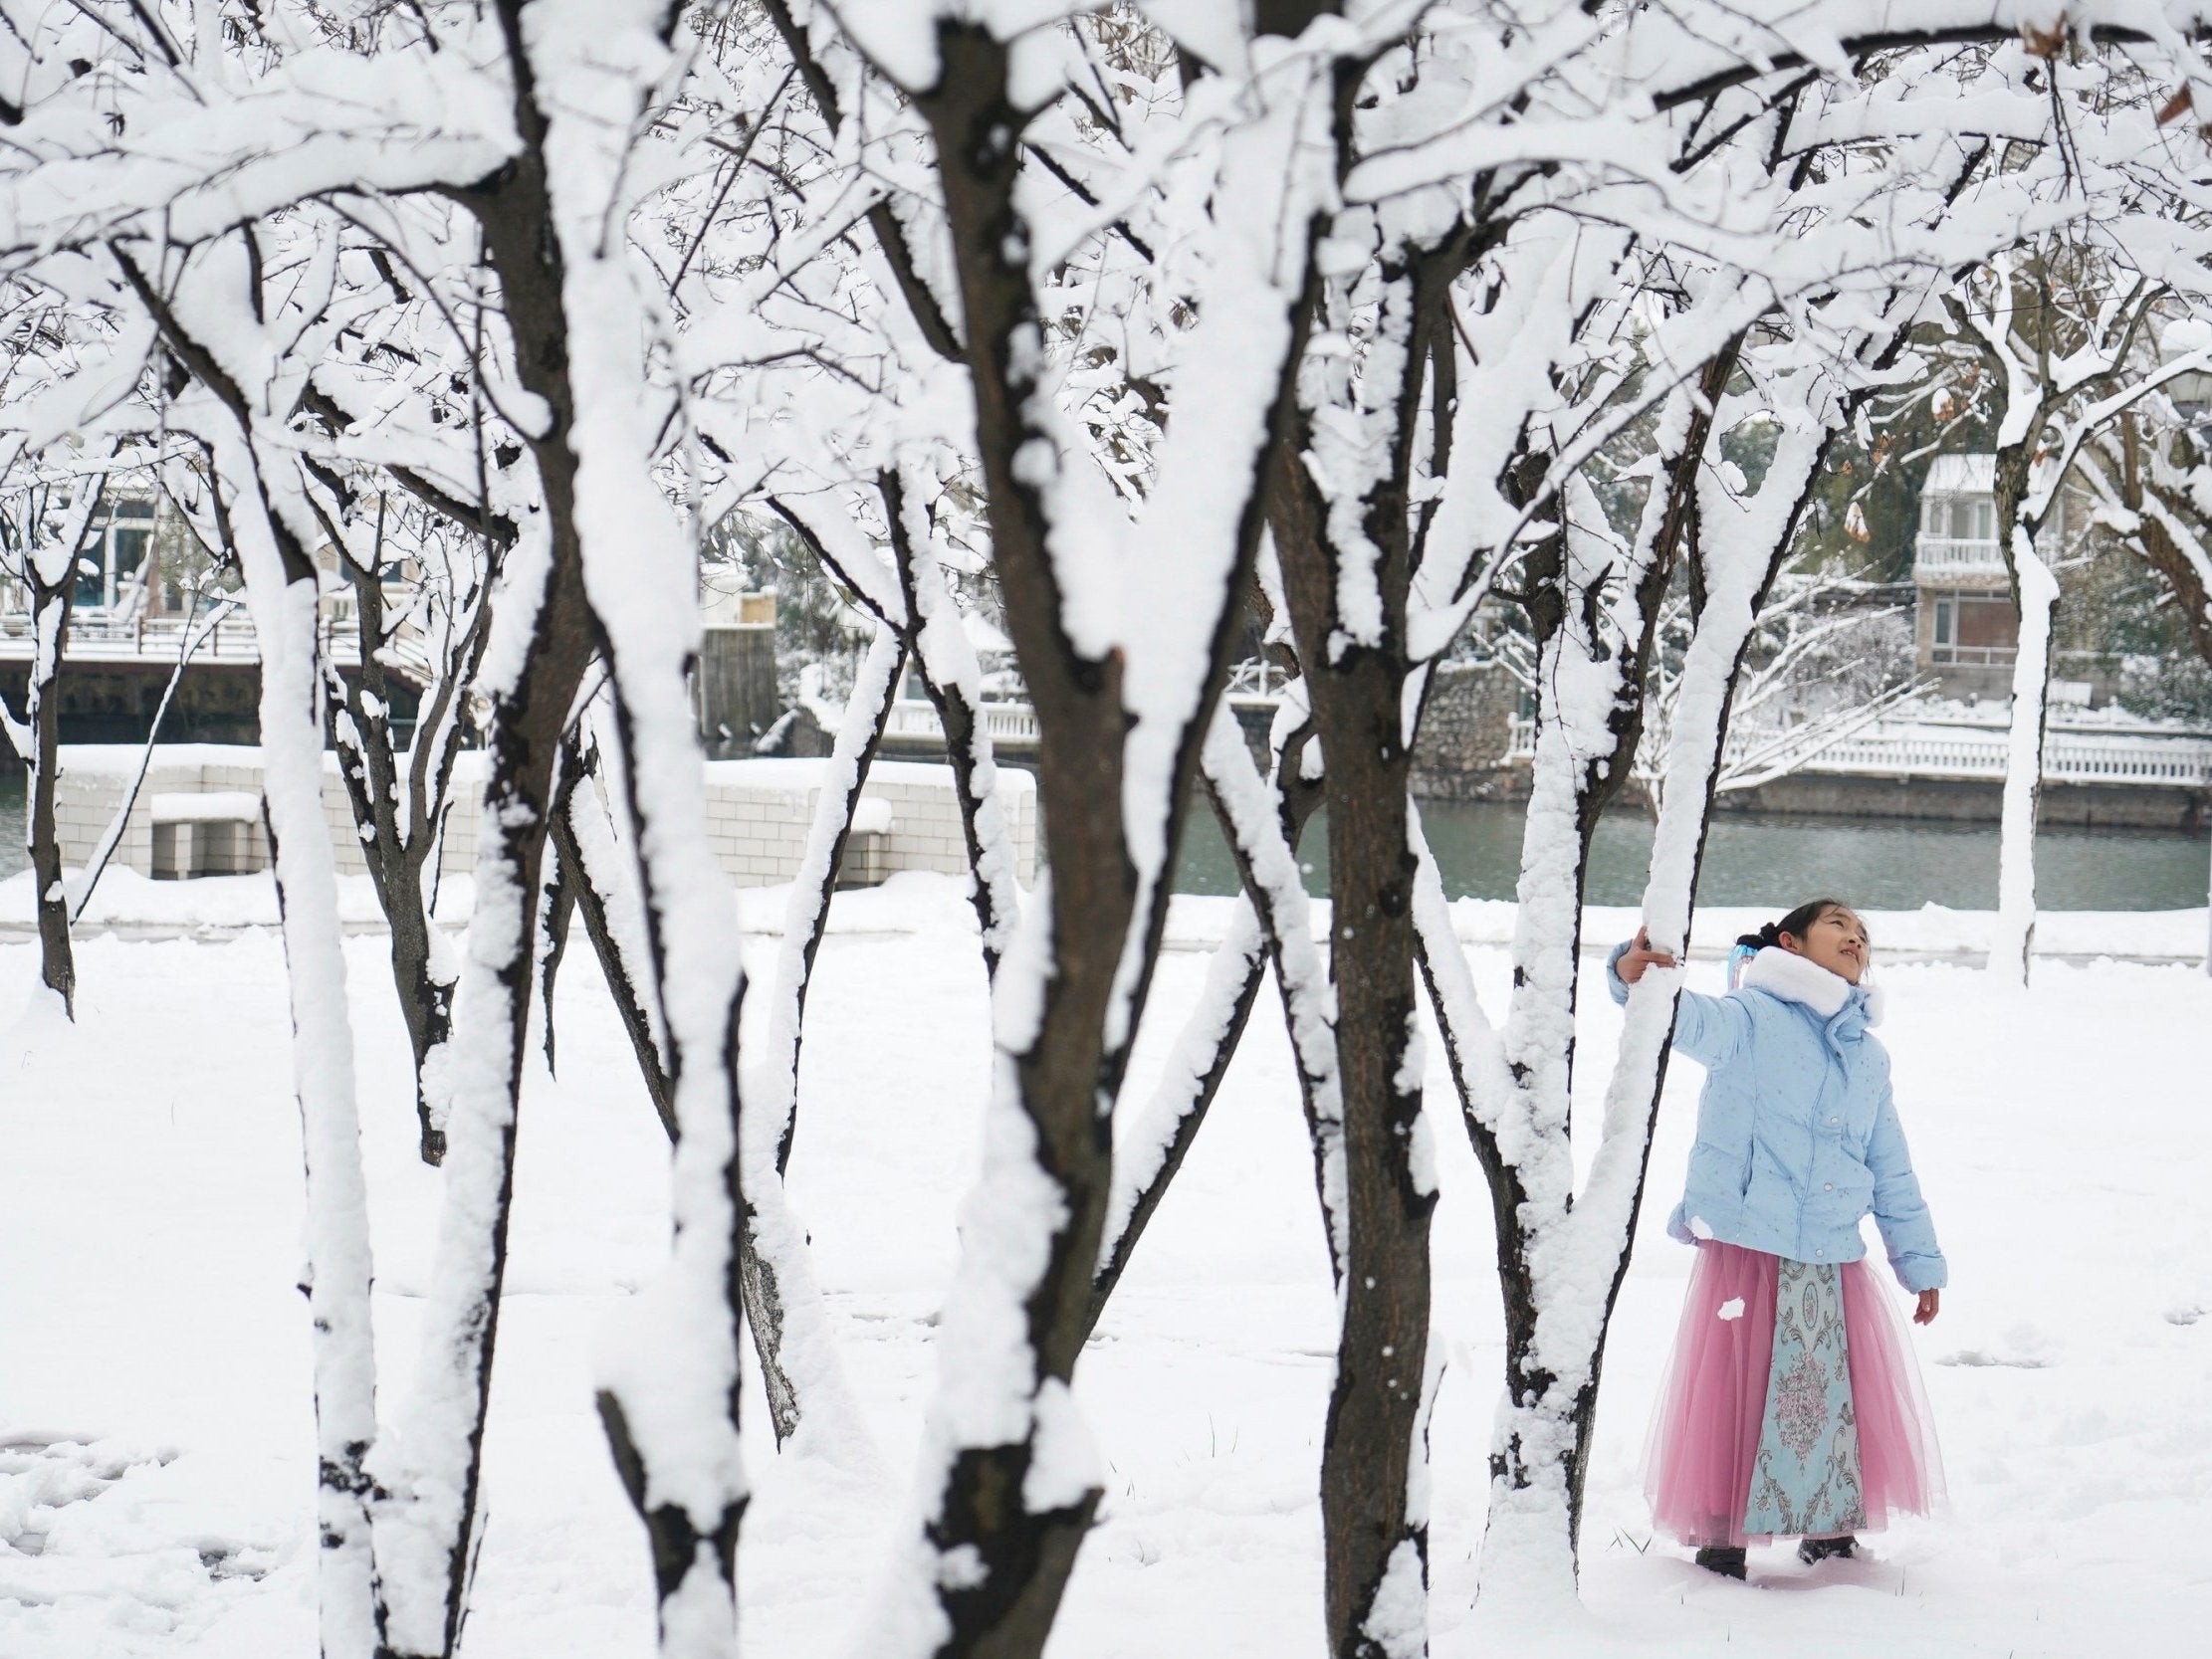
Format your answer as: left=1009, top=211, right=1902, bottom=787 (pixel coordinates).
left=1225, top=657, right=1291, bottom=702
left=1821, top=726, right=2212, bottom=786
left=1929, top=642, right=2018, bottom=667
left=1504, top=715, right=2212, bottom=788
left=1912, top=534, right=2008, bottom=575
left=884, top=697, right=1042, bottom=748
left=0, top=606, right=437, bottom=683
left=0, top=609, right=264, bottom=664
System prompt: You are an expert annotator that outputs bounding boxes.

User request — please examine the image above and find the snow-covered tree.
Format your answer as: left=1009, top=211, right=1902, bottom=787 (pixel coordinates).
left=1946, top=246, right=2212, bottom=983
left=12, top=7, right=2212, bottom=1659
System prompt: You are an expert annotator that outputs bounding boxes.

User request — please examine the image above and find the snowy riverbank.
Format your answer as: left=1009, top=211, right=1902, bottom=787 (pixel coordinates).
left=1, top=884, right=2207, bottom=1657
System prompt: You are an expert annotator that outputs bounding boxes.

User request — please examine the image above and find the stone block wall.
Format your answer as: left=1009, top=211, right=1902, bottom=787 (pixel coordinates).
left=1410, top=661, right=1523, bottom=801
left=54, top=749, right=271, bottom=878
left=49, top=746, right=1034, bottom=889
left=696, top=759, right=1037, bottom=885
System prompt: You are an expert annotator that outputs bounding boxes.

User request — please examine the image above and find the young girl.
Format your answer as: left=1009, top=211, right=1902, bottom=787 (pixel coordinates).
left=1612, top=900, right=1946, bottom=1580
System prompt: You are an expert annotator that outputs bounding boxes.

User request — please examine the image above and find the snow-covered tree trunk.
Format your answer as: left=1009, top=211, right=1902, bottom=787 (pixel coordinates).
left=550, top=727, right=676, bottom=1133
left=373, top=538, right=591, bottom=1659
left=882, top=467, right=1024, bottom=978
left=552, top=701, right=866, bottom=1464
left=1269, top=220, right=1463, bottom=1655
left=1090, top=697, right=1331, bottom=1337
left=224, top=457, right=386, bottom=1659
left=2, top=480, right=106, bottom=1018
left=1424, top=323, right=1746, bottom=1602
left=374, top=78, right=607, bottom=1647
left=322, top=524, right=487, bottom=1163
left=1955, top=257, right=2185, bottom=986
left=1990, top=497, right=2058, bottom=985
left=1474, top=410, right=1840, bottom=1612
left=113, top=242, right=390, bottom=1656
left=758, top=623, right=904, bottom=1178
left=890, top=31, right=1146, bottom=1641
left=742, top=622, right=905, bottom=1450
left=774, top=476, right=1028, bottom=983
left=840, top=12, right=1338, bottom=1651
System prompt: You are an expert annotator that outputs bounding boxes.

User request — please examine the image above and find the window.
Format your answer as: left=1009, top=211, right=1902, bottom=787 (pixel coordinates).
left=71, top=497, right=157, bottom=613
left=1930, top=593, right=2019, bottom=664
left=1956, top=596, right=2017, bottom=649
left=1944, top=497, right=1995, bottom=541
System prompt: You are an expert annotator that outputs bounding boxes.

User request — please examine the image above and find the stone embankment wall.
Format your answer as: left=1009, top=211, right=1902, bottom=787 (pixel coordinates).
left=1410, top=661, right=1524, bottom=801
left=50, top=747, right=1036, bottom=887
left=1227, top=663, right=1528, bottom=800
left=0, top=662, right=264, bottom=752
left=1714, top=771, right=2208, bottom=832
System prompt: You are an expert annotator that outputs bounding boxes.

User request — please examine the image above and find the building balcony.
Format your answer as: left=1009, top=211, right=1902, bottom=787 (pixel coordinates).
left=1911, top=534, right=2010, bottom=583
left=1929, top=641, right=2017, bottom=667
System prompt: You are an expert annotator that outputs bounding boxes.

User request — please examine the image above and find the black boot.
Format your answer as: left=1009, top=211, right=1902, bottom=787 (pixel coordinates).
left=1796, top=1535, right=1858, bottom=1565
left=1694, top=1546, right=1748, bottom=1579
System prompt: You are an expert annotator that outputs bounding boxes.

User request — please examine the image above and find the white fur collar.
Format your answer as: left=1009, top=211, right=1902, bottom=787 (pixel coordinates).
left=1742, top=945, right=1883, bottom=1026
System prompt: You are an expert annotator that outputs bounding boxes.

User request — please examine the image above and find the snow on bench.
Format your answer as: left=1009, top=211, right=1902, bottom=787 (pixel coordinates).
left=148, top=791, right=263, bottom=825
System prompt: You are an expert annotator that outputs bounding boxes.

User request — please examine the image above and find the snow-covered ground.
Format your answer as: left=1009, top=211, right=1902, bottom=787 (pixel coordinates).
left=1, top=873, right=2207, bottom=1657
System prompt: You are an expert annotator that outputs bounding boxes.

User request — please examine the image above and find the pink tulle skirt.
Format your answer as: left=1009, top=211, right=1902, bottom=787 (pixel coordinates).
left=1644, top=1240, right=1945, bottom=1548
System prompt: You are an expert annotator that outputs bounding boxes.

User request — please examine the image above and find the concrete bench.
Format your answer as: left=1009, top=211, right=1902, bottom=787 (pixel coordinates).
left=835, top=796, right=895, bottom=889
left=149, top=791, right=267, bottom=879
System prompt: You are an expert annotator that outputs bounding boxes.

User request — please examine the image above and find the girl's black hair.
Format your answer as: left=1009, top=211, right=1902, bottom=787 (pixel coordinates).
left=1736, top=898, right=1852, bottom=952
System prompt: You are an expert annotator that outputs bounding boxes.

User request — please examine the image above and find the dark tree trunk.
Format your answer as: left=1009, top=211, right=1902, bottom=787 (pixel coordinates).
left=6, top=480, right=105, bottom=1019
left=880, top=468, right=1015, bottom=979
left=903, top=22, right=1294, bottom=1653
left=552, top=726, right=814, bottom=1445
left=365, top=20, right=604, bottom=1643
left=25, top=578, right=76, bottom=1016
left=2141, top=518, right=2212, bottom=665
left=1305, top=676, right=1430, bottom=1659
left=538, top=847, right=576, bottom=1075
left=548, top=745, right=678, bottom=1132
left=323, top=552, right=464, bottom=1164
left=911, top=33, right=1127, bottom=1644
left=1270, top=223, right=1449, bottom=1648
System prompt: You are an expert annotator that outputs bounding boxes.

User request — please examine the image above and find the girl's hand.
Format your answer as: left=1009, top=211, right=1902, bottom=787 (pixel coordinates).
left=1617, top=928, right=1678, bottom=985
left=1913, top=1289, right=1940, bottom=1326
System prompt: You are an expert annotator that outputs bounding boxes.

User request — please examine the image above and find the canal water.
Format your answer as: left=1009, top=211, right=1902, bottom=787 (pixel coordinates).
left=1172, top=797, right=2210, bottom=912
left=2, top=771, right=2204, bottom=911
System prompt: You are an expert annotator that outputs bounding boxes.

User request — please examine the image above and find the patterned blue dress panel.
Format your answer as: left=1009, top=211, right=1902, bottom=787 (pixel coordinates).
left=1745, top=1258, right=1867, bottom=1538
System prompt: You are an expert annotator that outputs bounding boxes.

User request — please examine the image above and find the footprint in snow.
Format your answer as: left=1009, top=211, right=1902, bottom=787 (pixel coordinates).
left=0, top=1431, right=171, bottom=1555
left=0, top=1432, right=273, bottom=1584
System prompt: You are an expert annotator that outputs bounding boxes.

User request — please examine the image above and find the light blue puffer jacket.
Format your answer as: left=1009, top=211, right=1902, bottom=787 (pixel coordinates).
left=1606, top=941, right=1947, bottom=1294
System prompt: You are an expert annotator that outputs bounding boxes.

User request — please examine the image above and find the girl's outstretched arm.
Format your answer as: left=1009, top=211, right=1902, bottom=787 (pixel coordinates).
left=1606, top=931, right=1751, bottom=1068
